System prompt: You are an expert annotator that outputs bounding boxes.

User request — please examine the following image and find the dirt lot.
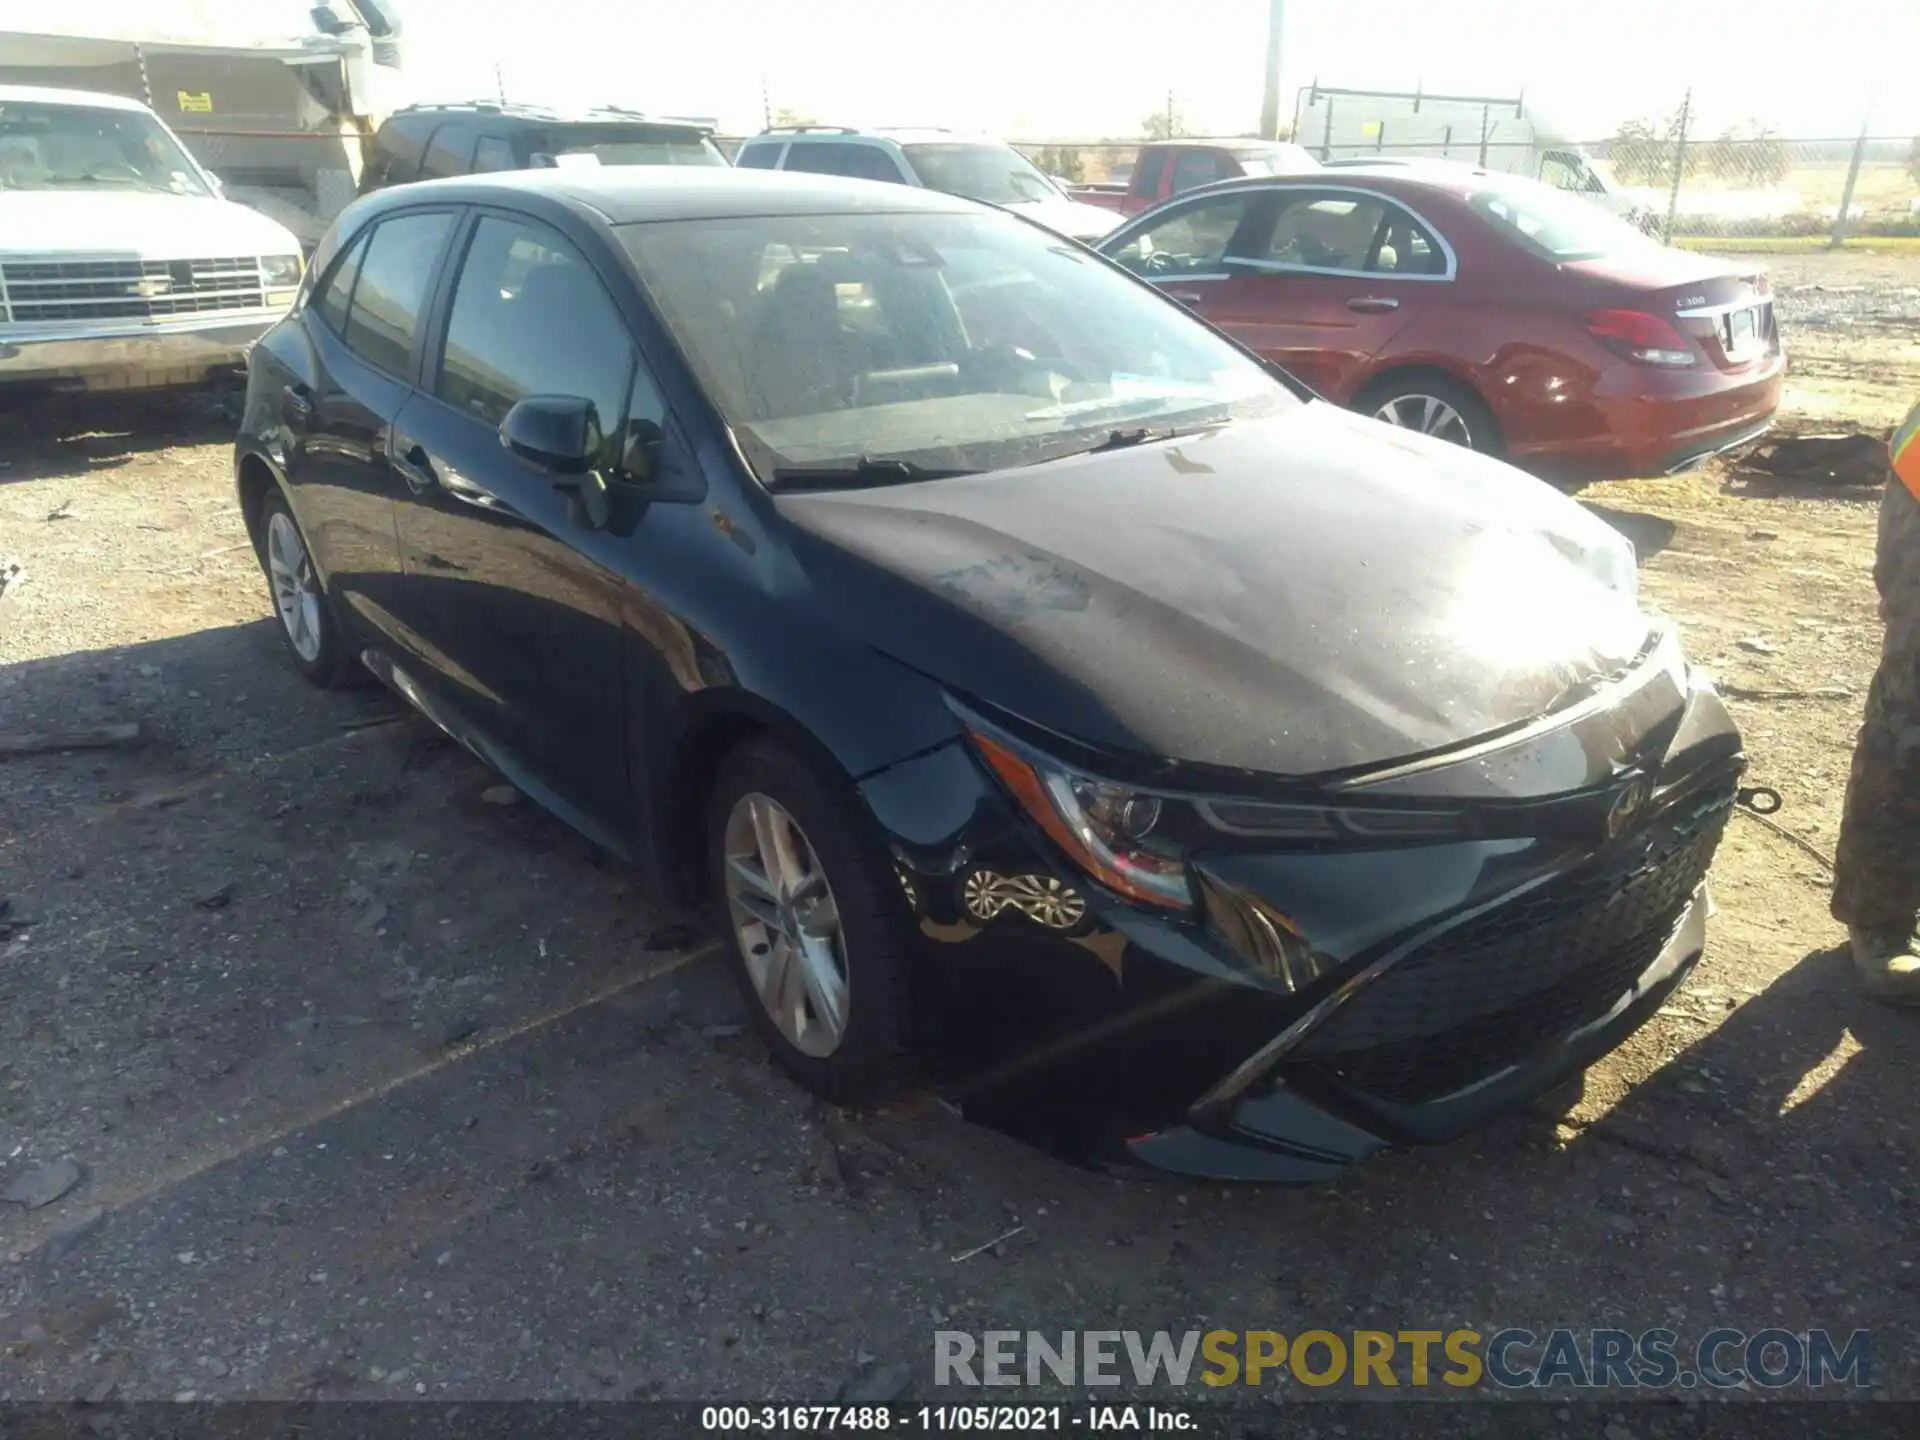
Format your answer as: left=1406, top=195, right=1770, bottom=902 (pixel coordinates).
left=2, top=249, right=1919, bottom=1414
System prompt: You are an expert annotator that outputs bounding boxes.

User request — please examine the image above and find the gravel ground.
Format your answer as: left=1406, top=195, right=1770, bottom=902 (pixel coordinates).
left=3, top=251, right=1919, bottom=1412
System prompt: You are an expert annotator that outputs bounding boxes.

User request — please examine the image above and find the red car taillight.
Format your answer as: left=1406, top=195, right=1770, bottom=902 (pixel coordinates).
left=1582, top=308, right=1697, bottom=367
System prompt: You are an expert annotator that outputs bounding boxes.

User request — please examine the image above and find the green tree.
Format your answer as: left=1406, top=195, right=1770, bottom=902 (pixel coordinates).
left=1704, top=122, right=1788, bottom=185
left=1142, top=107, right=1190, bottom=141
left=773, top=107, right=819, bottom=129
left=1606, top=107, right=1699, bottom=188
left=1908, top=136, right=1920, bottom=187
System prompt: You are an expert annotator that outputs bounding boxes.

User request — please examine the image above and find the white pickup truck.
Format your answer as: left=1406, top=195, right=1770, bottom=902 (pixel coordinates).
left=0, top=84, right=306, bottom=392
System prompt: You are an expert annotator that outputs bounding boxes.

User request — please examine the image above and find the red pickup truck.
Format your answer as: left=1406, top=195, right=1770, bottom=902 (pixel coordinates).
left=1073, top=139, right=1320, bottom=216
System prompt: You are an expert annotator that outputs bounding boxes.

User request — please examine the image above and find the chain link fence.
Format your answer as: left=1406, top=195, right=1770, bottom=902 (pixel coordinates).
left=1012, top=130, right=1920, bottom=250
left=135, top=120, right=1920, bottom=256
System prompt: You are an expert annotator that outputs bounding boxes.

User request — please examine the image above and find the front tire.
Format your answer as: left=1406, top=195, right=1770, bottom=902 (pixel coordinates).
left=1357, top=373, right=1501, bottom=455
left=257, top=490, right=356, bottom=687
left=706, top=737, right=912, bottom=1105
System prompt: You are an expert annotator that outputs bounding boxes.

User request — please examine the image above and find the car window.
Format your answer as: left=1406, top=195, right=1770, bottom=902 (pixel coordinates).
left=0, top=99, right=210, bottom=197
left=1262, top=193, right=1392, bottom=272
left=1170, top=150, right=1236, bottom=194
left=337, top=211, right=453, bottom=374
left=360, top=147, right=405, bottom=190
left=420, top=123, right=472, bottom=180
left=1470, top=176, right=1655, bottom=261
left=535, top=124, right=724, bottom=169
left=834, top=146, right=905, bottom=183
left=1106, top=196, right=1254, bottom=279
left=1368, top=206, right=1447, bottom=275
left=902, top=143, right=1059, bottom=204
left=1133, top=148, right=1168, bottom=193
left=312, top=228, right=370, bottom=339
left=781, top=142, right=900, bottom=182
left=472, top=135, right=515, bottom=172
left=621, top=209, right=1297, bottom=481
left=436, top=216, right=635, bottom=464
left=735, top=142, right=781, bottom=170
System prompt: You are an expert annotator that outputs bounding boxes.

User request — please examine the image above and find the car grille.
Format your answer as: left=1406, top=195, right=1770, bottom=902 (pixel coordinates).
left=0, top=257, right=265, bottom=323
left=1289, top=781, right=1736, bottom=1104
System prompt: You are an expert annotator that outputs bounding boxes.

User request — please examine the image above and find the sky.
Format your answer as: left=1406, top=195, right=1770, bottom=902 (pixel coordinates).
left=10, top=0, right=1917, bottom=141
left=399, top=0, right=1917, bottom=142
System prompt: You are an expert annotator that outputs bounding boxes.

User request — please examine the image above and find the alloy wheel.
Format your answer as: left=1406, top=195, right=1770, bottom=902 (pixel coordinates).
left=722, top=792, right=850, bottom=1058
left=266, top=510, right=324, bottom=663
left=1373, top=393, right=1472, bottom=447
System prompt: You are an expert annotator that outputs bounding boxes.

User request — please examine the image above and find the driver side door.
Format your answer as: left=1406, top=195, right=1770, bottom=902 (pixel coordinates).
left=386, top=211, right=646, bottom=840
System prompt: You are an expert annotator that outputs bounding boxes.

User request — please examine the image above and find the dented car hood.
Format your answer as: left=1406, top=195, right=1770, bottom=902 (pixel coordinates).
left=775, top=403, right=1653, bottom=780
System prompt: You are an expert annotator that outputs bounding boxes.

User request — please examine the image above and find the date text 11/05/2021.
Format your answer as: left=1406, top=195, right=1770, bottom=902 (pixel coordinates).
left=702, top=1408, right=1197, bottom=1432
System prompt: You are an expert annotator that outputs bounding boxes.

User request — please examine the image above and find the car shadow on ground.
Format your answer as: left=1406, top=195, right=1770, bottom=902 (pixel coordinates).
left=7, top=622, right=1920, bottom=1398
left=0, top=387, right=239, bottom=487
left=1720, top=472, right=1888, bottom=505
left=1579, top=500, right=1679, bottom=560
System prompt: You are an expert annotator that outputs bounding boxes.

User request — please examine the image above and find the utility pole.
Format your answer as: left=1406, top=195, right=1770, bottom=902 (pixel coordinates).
left=761, top=74, right=773, bottom=131
left=1831, top=85, right=1877, bottom=249
left=1661, top=88, right=1691, bottom=246
left=493, top=63, right=506, bottom=106
left=1257, top=0, right=1286, bottom=140
left=1166, top=89, right=1175, bottom=138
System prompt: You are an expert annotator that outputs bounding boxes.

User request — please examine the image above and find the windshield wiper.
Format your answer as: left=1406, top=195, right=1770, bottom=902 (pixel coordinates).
left=1037, top=421, right=1228, bottom=465
left=768, top=456, right=981, bottom=491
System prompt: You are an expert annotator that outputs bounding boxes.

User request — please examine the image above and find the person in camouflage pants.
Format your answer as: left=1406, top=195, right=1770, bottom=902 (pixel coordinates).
left=1832, top=398, right=1920, bottom=1004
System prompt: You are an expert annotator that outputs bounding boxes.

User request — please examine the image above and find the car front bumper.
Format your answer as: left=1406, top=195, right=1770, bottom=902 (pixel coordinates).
left=0, top=314, right=281, bottom=389
left=858, top=652, right=1743, bottom=1180
left=1128, top=880, right=1711, bottom=1180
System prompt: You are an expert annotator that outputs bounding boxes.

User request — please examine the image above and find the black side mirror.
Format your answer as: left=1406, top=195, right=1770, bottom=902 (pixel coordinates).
left=500, top=395, right=600, bottom=475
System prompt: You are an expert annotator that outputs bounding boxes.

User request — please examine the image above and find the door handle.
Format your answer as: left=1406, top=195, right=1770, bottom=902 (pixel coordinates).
left=282, top=382, right=314, bottom=422
left=388, top=437, right=438, bottom=495
left=1346, top=296, right=1400, bottom=314
left=1167, top=291, right=1206, bottom=309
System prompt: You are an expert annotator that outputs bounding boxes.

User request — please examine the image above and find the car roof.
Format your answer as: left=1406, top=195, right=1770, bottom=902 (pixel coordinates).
left=1173, top=164, right=1494, bottom=204
left=743, top=126, right=994, bottom=146
left=356, top=166, right=982, bottom=226
left=0, top=84, right=152, bottom=114
left=384, top=102, right=716, bottom=133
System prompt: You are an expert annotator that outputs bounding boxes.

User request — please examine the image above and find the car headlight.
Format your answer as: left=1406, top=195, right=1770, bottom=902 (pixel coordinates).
left=260, top=254, right=303, bottom=287
left=966, top=726, right=1476, bottom=911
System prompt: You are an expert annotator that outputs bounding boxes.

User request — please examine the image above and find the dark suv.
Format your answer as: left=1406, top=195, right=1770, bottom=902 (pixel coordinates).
left=358, top=103, right=726, bottom=195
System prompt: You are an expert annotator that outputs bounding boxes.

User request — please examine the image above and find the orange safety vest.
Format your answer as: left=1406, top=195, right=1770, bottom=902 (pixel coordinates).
left=1897, top=399, right=1920, bottom=499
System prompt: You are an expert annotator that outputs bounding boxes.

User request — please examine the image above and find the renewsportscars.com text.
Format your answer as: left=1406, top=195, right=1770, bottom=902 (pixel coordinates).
left=934, top=1328, right=1872, bottom=1390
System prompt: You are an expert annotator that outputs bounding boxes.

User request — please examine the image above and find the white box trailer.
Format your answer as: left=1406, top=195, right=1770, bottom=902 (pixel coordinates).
left=1292, top=83, right=1657, bottom=228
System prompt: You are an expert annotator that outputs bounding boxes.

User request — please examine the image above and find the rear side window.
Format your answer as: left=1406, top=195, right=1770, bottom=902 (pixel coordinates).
left=735, top=142, right=781, bottom=170
left=472, top=135, right=515, bottom=172
left=1470, top=180, right=1652, bottom=262
left=436, top=216, right=635, bottom=463
left=312, top=229, right=369, bottom=337
left=359, top=131, right=410, bottom=192
left=1262, top=192, right=1394, bottom=272
left=420, top=123, right=473, bottom=180
left=340, top=211, right=455, bottom=375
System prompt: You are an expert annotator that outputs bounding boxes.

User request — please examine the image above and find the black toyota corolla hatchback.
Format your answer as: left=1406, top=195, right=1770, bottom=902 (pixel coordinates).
left=235, top=168, right=1744, bottom=1180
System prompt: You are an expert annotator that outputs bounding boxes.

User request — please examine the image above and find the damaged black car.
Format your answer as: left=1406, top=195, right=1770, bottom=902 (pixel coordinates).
left=235, top=168, right=1745, bottom=1180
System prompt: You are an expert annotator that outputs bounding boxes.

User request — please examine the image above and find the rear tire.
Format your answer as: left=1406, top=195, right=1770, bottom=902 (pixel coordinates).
left=257, top=490, right=357, bottom=688
left=706, top=737, right=913, bottom=1105
left=1356, top=373, right=1501, bottom=456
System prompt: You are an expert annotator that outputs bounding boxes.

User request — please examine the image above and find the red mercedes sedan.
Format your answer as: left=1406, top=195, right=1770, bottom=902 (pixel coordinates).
left=1096, top=163, right=1783, bottom=482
